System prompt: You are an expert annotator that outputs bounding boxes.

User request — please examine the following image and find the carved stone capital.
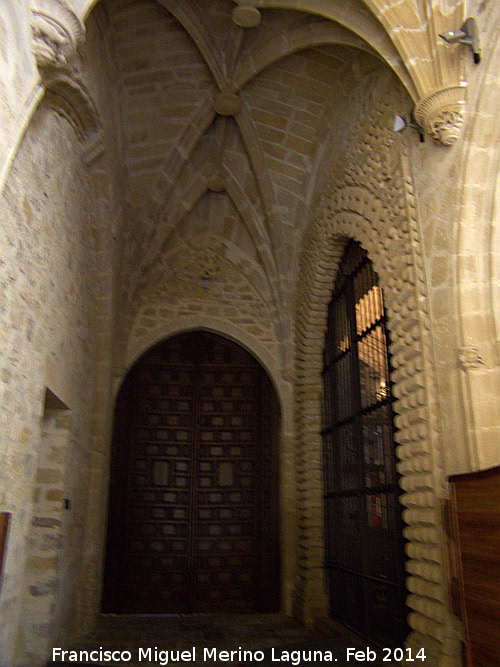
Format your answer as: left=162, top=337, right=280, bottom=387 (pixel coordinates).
left=30, top=0, right=84, bottom=69
left=414, top=86, right=467, bottom=146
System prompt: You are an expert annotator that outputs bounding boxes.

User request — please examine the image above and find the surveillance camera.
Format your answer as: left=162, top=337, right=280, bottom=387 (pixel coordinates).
left=439, top=18, right=481, bottom=63
left=439, top=29, right=466, bottom=44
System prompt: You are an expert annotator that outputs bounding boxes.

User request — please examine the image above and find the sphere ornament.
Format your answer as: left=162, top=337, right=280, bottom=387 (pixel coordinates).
left=232, top=6, right=262, bottom=28
left=207, top=174, right=226, bottom=192
left=213, top=91, right=242, bottom=116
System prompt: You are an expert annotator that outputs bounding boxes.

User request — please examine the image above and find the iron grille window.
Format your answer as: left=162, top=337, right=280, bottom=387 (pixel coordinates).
left=321, top=240, right=408, bottom=647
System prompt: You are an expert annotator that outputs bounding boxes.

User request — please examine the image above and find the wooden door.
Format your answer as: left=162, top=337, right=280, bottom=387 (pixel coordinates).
left=102, top=331, right=279, bottom=614
left=448, top=466, right=500, bottom=666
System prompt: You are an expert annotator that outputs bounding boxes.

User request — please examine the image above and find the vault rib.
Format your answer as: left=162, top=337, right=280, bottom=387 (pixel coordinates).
left=128, top=98, right=217, bottom=280
left=233, top=102, right=284, bottom=248
left=235, top=0, right=420, bottom=100
left=232, top=104, right=291, bottom=345
left=147, top=98, right=216, bottom=213
left=233, top=20, right=413, bottom=95
left=156, top=0, right=228, bottom=90
left=136, top=152, right=280, bottom=312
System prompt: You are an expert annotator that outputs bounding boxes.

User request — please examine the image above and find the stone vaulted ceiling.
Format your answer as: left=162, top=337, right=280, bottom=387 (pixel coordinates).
left=94, top=0, right=391, bottom=340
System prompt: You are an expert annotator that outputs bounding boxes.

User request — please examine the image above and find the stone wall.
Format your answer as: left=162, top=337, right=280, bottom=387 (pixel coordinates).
left=0, top=4, right=122, bottom=661
left=0, top=106, right=100, bottom=666
left=0, top=2, right=500, bottom=667
left=0, top=1, right=41, bottom=192
left=407, top=0, right=500, bottom=475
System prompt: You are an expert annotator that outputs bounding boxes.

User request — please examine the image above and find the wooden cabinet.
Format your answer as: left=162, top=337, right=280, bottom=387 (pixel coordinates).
left=448, top=466, right=500, bottom=666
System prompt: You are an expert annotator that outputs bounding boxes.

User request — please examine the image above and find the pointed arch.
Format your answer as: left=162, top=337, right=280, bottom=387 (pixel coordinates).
left=104, top=329, right=282, bottom=613
left=295, top=182, right=452, bottom=659
left=234, top=17, right=415, bottom=99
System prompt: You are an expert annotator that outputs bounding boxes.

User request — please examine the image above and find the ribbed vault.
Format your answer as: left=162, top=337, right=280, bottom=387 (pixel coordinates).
left=89, top=0, right=404, bottom=365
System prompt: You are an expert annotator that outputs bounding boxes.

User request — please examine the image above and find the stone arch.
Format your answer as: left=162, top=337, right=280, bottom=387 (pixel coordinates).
left=295, top=184, right=455, bottom=663
left=104, top=328, right=283, bottom=614
left=115, top=316, right=296, bottom=613
left=233, top=21, right=409, bottom=94
left=122, top=317, right=289, bottom=415
left=454, top=2, right=500, bottom=470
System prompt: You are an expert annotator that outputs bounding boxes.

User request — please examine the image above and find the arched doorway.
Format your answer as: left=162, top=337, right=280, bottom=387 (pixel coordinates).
left=102, top=331, right=280, bottom=614
left=321, top=241, right=408, bottom=646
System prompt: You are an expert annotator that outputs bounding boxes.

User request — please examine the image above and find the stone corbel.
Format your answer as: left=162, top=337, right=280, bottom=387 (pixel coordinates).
left=414, top=85, right=467, bottom=146
left=30, top=1, right=103, bottom=159
left=30, top=0, right=85, bottom=69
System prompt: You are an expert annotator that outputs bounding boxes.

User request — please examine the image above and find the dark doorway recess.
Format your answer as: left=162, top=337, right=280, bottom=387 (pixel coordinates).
left=102, top=331, right=280, bottom=614
left=321, top=241, right=409, bottom=647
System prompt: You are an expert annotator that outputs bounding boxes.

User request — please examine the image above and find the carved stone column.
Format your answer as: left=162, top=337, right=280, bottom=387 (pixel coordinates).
left=414, top=85, right=467, bottom=146
left=30, top=0, right=85, bottom=69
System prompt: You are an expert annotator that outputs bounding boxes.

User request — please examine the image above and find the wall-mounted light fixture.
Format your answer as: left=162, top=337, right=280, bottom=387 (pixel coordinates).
left=439, top=17, right=481, bottom=64
left=393, top=114, right=424, bottom=142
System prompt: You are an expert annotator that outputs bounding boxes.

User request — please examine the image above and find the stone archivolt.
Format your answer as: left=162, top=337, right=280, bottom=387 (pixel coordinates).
left=295, top=86, right=453, bottom=664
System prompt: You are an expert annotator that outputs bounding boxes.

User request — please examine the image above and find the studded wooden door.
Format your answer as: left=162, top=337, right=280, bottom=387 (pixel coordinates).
left=102, top=331, right=280, bottom=614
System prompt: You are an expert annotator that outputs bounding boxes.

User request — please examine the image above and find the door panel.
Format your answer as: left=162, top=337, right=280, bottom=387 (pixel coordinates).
left=103, top=331, right=279, bottom=614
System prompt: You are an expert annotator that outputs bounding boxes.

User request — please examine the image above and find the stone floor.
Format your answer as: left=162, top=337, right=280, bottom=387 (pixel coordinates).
left=47, top=614, right=397, bottom=667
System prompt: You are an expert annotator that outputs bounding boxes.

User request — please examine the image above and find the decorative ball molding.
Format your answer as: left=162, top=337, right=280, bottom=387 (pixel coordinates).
left=30, top=0, right=85, bottom=68
left=414, top=85, right=467, bottom=146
